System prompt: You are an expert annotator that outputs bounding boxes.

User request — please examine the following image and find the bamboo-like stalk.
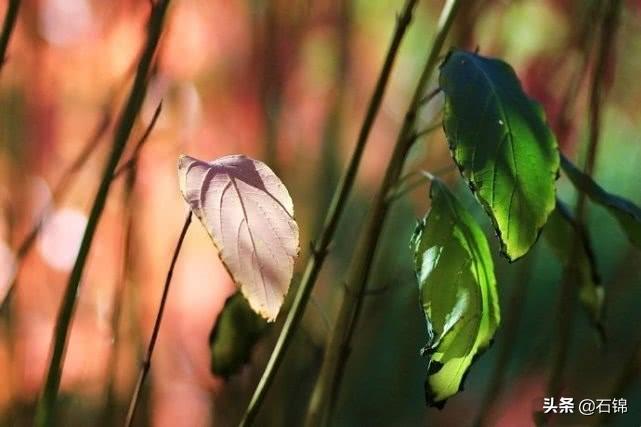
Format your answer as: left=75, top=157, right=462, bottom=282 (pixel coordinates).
left=34, top=2, right=171, bottom=425
left=237, top=1, right=419, bottom=425
left=305, top=1, right=461, bottom=425
left=0, top=0, right=20, bottom=71
left=124, top=211, right=192, bottom=427
left=545, top=0, right=622, bottom=410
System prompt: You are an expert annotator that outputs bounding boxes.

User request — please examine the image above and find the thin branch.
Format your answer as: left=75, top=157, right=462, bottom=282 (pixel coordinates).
left=387, top=165, right=456, bottom=203
left=34, top=2, right=172, bottom=425
left=0, top=0, right=20, bottom=71
left=124, top=211, right=192, bottom=427
left=113, top=101, right=163, bottom=179
left=306, top=1, right=462, bottom=425
left=411, top=121, right=442, bottom=142
left=238, top=1, right=420, bottom=425
left=418, top=86, right=441, bottom=106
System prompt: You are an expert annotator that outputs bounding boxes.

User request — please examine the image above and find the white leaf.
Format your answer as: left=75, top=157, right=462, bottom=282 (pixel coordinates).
left=178, top=154, right=299, bottom=321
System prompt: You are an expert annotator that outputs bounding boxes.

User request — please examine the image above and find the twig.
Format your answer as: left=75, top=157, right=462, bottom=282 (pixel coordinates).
left=306, top=1, right=462, bottom=425
left=238, top=1, right=419, bottom=425
left=34, top=2, right=171, bottom=425
left=124, top=211, right=192, bottom=427
left=113, top=101, right=163, bottom=178
left=0, top=0, right=20, bottom=71
left=386, top=165, right=456, bottom=203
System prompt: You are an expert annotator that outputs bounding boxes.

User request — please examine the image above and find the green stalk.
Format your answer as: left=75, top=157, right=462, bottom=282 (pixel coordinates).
left=34, top=2, right=171, bottom=425
left=238, top=1, right=419, bottom=425
left=0, top=0, right=20, bottom=70
left=306, top=1, right=461, bottom=425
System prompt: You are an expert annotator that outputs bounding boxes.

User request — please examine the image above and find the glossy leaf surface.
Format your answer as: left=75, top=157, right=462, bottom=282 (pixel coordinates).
left=439, top=50, right=559, bottom=261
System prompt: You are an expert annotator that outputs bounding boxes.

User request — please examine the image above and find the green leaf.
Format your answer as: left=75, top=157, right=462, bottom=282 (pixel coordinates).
left=439, top=50, right=560, bottom=261
left=543, top=200, right=604, bottom=338
left=560, top=154, right=641, bottom=249
left=209, top=292, right=269, bottom=378
left=410, top=180, right=500, bottom=407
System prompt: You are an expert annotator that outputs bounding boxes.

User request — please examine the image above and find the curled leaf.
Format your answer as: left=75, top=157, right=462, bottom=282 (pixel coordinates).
left=410, top=180, right=500, bottom=407
left=209, top=292, right=269, bottom=378
left=439, top=50, right=559, bottom=261
left=561, top=154, right=641, bottom=249
left=178, top=154, right=299, bottom=321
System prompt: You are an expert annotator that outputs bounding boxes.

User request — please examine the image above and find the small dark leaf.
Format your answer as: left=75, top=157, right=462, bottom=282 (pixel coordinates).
left=560, top=154, right=641, bottom=249
left=439, top=50, right=560, bottom=261
left=410, top=180, right=500, bottom=406
left=543, top=200, right=604, bottom=338
left=209, top=292, right=269, bottom=378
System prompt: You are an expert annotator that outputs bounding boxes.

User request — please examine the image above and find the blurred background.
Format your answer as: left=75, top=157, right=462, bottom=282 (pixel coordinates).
left=0, top=0, right=640, bottom=425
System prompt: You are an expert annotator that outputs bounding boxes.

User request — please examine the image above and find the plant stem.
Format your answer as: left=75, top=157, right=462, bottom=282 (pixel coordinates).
left=0, top=0, right=20, bottom=70
left=238, top=1, right=419, bottom=425
left=34, top=2, right=171, bottom=425
left=545, top=0, right=621, bottom=417
left=306, top=1, right=461, bottom=425
left=113, top=101, right=163, bottom=178
left=102, top=101, right=162, bottom=427
left=125, top=211, right=192, bottom=427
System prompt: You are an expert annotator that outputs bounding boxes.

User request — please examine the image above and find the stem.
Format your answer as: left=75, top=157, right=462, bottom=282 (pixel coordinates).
left=34, top=2, right=171, bottom=425
left=0, top=0, right=20, bottom=70
left=102, top=101, right=162, bottom=427
left=124, top=211, right=192, bottom=427
left=306, top=1, right=461, bottom=425
left=238, top=1, right=419, bottom=425
left=545, top=0, right=621, bottom=417
left=113, top=101, right=163, bottom=179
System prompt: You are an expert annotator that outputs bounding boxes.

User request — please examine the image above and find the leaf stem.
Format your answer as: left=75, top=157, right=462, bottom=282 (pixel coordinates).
left=124, top=211, right=192, bottom=427
left=0, top=0, right=20, bottom=71
left=238, top=1, right=419, bottom=425
left=305, top=1, right=461, bottom=425
left=34, top=2, right=171, bottom=425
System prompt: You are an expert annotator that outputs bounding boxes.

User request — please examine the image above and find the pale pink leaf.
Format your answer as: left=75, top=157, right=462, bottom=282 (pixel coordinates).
left=177, top=154, right=299, bottom=321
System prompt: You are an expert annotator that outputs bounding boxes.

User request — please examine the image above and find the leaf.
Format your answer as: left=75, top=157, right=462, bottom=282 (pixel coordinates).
left=178, top=154, right=300, bottom=321
left=560, top=154, right=641, bottom=249
left=439, top=50, right=560, bottom=261
left=543, top=200, right=604, bottom=337
left=209, top=292, right=269, bottom=378
left=410, top=180, right=500, bottom=407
